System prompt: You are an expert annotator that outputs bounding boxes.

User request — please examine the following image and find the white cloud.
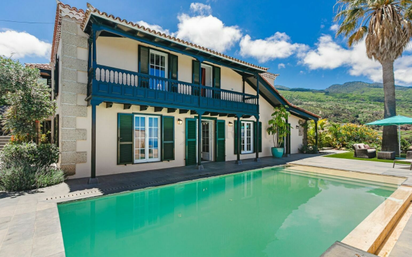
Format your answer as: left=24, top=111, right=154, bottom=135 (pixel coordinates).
left=175, top=13, right=242, bottom=52
left=136, top=21, right=171, bottom=35
left=330, top=24, right=339, bottom=32
left=0, top=29, right=51, bottom=59
left=278, top=63, right=285, bottom=69
left=190, top=3, right=212, bottom=15
left=301, top=35, right=412, bottom=85
left=239, top=32, right=308, bottom=63
left=405, top=41, right=412, bottom=52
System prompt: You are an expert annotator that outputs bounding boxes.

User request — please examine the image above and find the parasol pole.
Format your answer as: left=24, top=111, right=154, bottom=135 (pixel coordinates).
left=399, top=125, right=401, bottom=157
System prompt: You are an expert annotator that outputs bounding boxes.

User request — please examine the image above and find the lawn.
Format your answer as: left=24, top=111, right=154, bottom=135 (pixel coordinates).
left=324, top=151, right=409, bottom=164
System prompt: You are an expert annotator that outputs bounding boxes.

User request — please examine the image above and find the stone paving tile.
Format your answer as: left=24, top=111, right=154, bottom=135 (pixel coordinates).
left=0, top=217, right=11, bottom=231
left=0, top=238, right=33, bottom=257
left=32, top=233, right=64, bottom=257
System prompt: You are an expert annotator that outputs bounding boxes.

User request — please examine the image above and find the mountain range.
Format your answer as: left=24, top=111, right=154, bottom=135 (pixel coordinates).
left=277, top=81, right=412, bottom=124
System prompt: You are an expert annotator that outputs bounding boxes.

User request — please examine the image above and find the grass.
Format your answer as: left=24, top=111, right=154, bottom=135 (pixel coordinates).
left=324, top=151, right=409, bottom=164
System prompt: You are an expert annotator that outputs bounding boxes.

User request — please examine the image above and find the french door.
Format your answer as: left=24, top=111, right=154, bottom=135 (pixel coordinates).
left=149, top=50, right=168, bottom=90
left=241, top=121, right=253, bottom=154
left=134, top=115, right=161, bottom=163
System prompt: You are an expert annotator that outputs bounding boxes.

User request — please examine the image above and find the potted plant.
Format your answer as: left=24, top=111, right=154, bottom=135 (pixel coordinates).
left=267, top=106, right=290, bottom=158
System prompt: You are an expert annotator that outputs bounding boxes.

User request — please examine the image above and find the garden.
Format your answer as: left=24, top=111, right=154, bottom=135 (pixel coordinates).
left=0, top=57, right=64, bottom=191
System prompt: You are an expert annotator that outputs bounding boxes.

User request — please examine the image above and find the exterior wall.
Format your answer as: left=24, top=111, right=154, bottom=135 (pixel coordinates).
left=95, top=37, right=245, bottom=93
left=57, top=17, right=90, bottom=175
left=71, top=95, right=304, bottom=178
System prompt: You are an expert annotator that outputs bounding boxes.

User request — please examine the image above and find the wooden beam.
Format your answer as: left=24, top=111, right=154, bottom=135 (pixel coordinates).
left=167, top=108, right=176, bottom=113
left=190, top=110, right=197, bottom=115
left=204, top=112, right=210, bottom=116
left=210, top=113, right=219, bottom=117
left=154, top=107, right=163, bottom=112
left=106, top=102, right=113, bottom=108
left=228, top=114, right=236, bottom=118
left=219, top=114, right=228, bottom=117
left=140, top=105, right=148, bottom=111
left=123, top=104, right=131, bottom=110
left=179, top=109, right=189, bottom=114
left=242, top=115, right=251, bottom=118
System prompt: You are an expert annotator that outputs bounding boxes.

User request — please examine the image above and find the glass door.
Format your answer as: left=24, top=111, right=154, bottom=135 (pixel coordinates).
left=241, top=121, right=253, bottom=154
left=134, top=115, right=160, bottom=163
left=149, top=50, right=168, bottom=91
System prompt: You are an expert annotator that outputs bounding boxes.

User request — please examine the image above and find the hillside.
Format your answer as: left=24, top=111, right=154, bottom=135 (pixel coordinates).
left=278, top=81, right=412, bottom=124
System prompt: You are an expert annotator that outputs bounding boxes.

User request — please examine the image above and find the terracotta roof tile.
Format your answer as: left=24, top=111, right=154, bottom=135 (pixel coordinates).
left=25, top=63, right=51, bottom=70
left=81, top=3, right=268, bottom=72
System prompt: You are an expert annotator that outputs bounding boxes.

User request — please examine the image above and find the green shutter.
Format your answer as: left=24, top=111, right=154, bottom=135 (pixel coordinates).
left=192, top=60, right=200, bottom=96
left=213, top=66, right=221, bottom=99
left=215, top=120, right=225, bottom=162
left=254, top=121, right=262, bottom=153
left=162, top=116, right=175, bottom=161
left=185, top=118, right=197, bottom=166
left=138, top=46, right=149, bottom=88
left=192, top=60, right=200, bottom=84
left=118, top=114, right=133, bottom=164
left=138, top=46, right=149, bottom=74
left=234, top=120, right=238, bottom=154
left=169, top=54, right=178, bottom=92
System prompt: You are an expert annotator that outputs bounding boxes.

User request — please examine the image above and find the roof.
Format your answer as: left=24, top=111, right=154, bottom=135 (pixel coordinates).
left=25, top=63, right=51, bottom=70
left=258, top=75, right=321, bottom=120
left=51, top=2, right=268, bottom=72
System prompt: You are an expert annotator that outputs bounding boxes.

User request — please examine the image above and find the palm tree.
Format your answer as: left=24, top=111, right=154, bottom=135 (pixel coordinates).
left=335, top=0, right=412, bottom=154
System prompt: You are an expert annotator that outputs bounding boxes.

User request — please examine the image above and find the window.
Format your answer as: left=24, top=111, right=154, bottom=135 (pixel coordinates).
left=134, top=115, right=160, bottom=163
left=241, top=121, right=253, bottom=154
left=149, top=50, right=168, bottom=90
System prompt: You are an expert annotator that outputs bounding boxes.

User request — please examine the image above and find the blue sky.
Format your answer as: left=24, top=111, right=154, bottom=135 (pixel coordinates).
left=1, top=0, right=411, bottom=89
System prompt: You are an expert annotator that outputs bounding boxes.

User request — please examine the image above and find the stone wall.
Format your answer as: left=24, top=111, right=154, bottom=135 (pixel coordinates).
left=58, top=17, right=89, bottom=175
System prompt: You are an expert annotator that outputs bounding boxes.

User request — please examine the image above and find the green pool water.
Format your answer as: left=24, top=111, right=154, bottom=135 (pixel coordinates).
left=58, top=167, right=396, bottom=257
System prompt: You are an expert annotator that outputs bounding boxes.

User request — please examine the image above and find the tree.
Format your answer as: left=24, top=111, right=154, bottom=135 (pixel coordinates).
left=0, top=57, right=55, bottom=143
left=335, top=0, right=412, bottom=154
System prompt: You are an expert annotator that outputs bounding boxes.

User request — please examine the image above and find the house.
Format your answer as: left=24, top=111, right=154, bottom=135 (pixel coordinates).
left=46, top=2, right=319, bottom=181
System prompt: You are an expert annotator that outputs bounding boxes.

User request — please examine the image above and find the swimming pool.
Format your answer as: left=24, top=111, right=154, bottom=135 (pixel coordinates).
left=58, top=166, right=396, bottom=257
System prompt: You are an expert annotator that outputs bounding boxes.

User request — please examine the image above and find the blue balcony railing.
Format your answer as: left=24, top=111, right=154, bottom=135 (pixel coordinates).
left=90, top=65, right=258, bottom=115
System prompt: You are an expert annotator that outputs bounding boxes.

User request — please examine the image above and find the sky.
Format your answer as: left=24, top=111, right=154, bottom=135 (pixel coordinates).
left=1, top=0, right=412, bottom=89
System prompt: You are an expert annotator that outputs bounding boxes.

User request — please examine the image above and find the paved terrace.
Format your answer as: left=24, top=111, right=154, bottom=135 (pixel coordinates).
left=0, top=153, right=319, bottom=257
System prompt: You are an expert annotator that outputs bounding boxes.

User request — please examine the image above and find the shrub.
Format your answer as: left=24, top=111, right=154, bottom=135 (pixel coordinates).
left=1, top=143, right=59, bottom=169
left=0, top=166, right=64, bottom=191
left=0, top=143, right=64, bottom=191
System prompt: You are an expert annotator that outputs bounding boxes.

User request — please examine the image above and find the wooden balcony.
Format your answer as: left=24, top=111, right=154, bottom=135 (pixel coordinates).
left=88, top=65, right=259, bottom=115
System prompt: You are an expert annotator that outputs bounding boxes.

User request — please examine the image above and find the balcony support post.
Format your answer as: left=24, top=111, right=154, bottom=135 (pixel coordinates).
left=197, top=111, right=205, bottom=170
left=88, top=101, right=98, bottom=184
left=255, top=74, right=260, bottom=162
left=235, top=115, right=242, bottom=165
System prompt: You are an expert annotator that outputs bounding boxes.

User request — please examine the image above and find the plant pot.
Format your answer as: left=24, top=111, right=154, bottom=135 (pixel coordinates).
left=271, top=147, right=284, bottom=158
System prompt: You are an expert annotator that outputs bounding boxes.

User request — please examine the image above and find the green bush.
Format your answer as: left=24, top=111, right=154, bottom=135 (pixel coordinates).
left=1, top=143, right=59, bottom=169
left=0, top=143, right=64, bottom=191
left=0, top=166, right=64, bottom=191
